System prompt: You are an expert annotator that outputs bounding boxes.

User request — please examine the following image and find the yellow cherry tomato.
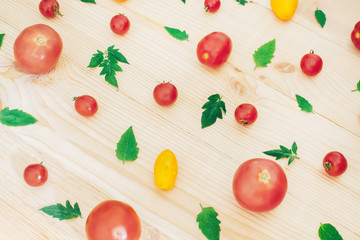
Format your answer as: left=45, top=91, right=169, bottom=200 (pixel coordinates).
left=117, top=0, right=127, bottom=2
left=154, top=149, right=178, bottom=190
left=270, top=0, right=298, bottom=21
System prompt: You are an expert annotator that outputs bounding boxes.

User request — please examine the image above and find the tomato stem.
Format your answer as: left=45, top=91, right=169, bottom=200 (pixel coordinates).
left=258, top=170, right=270, bottom=183
left=240, top=119, right=248, bottom=126
left=310, top=49, right=314, bottom=54
left=204, top=6, right=209, bottom=12
left=53, top=3, right=63, bottom=17
left=324, top=161, right=332, bottom=171
left=73, top=96, right=79, bottom=101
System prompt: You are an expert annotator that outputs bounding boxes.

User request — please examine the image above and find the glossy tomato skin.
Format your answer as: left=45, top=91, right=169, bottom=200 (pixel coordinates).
left=351, top=21, right=360, bottom=50
left=300, top=51, right=323, bottom=76
left=110, top=14, right=130, bottom=35
left=323, top=151, right=348, bottom=176
left=153, top=82, right=178, bottom=106
left=39, top=0, right=62, bottom=18
left=86, top=200, right=141, bottom=240
left=14, top=24, right=63, bottom=75
left=204, top=0, right=221, bottom=13
left=232, top=158, right=288, bottom=212
left=234, top=103, right=258, bottom=126
left=196, top=32, right=232, bottom=68
left=23, top=163, right=48, bottom=187
left=74, top=95, right=98, bottom=117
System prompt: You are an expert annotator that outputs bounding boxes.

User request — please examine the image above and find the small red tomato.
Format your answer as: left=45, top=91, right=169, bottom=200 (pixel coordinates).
left=86, top=200, right=141, bottom=240
left=23, top=163, right=48, bottom=187
left=74, top=95, right=98, bottom=117
left=323, top=151, right=348, bottom=176
left=300, top=50, right=323, bottom=76
left=351, top=21, right=360, bottom=50
left=39, top=0, right=63, bottom=18
left=110, top=14, right=130, bottom=35
left=234, top=103, right=258, bottom=126
left=153, top=82, right=178, bottom=106
left=196, top=32, right=232, bottom=68
left=204, top=0, right=221, bottom=13
left=233, top=158, right=287, bottom=212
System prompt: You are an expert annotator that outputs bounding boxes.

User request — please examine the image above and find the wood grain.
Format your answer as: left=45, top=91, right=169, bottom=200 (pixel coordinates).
left=0, top=0, right=359, bottom=239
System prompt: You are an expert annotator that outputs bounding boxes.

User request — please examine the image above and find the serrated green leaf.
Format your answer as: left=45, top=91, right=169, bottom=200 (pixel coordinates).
left=201, top=94, right=226, bottom=128
left=0, top=107, right=37, bottom=127
left=263, top=149, right=287, bottom=160
left=196, top=204, right=221, bottom=240
left=315, top=9, right=326, bottom=28
left=351, top=80, right=360, bottom=92
left=88, top=46, right=128, bottom=88
left=105, top=73, right=118, bottom=88
left=280, top=145, right=292, bottom=154
left=236, top=0, right=248, bottom=5
left=0, top=34, right=4, bottom=48
left=88, top=51, right=104, bottom=68
left=253, top=39, right=276, bottom=70
left=291, top=141, right=298, bottom=155
left=295, top=94, right=313, bottom=113
left=39, top=200, right=82, bottom=221
left=288, top=155, right=297, bottom=165
left=164, top=27, right=189, bottom=41
left=115, top=126, right=139, bottom=163
left=318, top=223, right=343, bottom=240
left=81, top=0, right=96, bottom=4
left=263, top=142, right=299, bottom=164
left=108, top=49, right=129, bottom=64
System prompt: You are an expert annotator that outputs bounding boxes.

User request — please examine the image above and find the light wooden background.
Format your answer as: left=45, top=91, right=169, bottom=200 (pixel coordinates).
left=0, top=0, right=359, bottom=239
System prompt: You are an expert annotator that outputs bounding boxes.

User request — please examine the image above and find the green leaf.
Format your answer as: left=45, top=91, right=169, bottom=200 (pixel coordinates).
left=88, top=50, right=104, bottom=68
left=39, top=200, right=82, bottom=221
left=315, top=9, right=326, bottom=28
left=351, top=80, right=360, bottom=92
left=291, top=141, right=298, bottom=155
left=88, top=46, right=128, bottom=88
left=81, top=0, right=96, bottom=4
left=116, top=126, right=139, bottom=163
left=318, top=223, right=343, bottom=240
left=0, top=34, right=4, bottom=48
left=164, top=27, right=189, bottom=41
left=236, top=0, right=248, bottom=5
left=253, top=39, right=276, bottom=70
left=263, top=142, right=299, bottom=165
left=181, top=0, right=185, bottom=3
left=295, top=94, right=313, bottom=113
left=201, top=94, right=226, bottom=129
left=262, top=149, right=288, bottom=160
left=0, top=107, right=37, bottom=127
left=196, top=204, right=221, bottom=240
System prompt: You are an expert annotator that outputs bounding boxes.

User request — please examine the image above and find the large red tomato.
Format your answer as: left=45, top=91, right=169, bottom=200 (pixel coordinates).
left=86, top=200, right=141, bottom=240
left=351, top=21, right=360, bottom=50
left=13, top=24, right=63, bottom=74
left=196, top=32, right=232, bottom=68
left=232, top=158, right=287, bottom=212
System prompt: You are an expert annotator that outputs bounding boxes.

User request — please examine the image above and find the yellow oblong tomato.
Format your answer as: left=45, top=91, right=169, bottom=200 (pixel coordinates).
left=154, top=149, right=178, bottom=190
left=270, top=0, right=298, bottom=21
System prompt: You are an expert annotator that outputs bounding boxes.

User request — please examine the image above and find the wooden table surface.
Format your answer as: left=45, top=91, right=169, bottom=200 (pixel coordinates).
left=0, top=0, right=360, bottom=239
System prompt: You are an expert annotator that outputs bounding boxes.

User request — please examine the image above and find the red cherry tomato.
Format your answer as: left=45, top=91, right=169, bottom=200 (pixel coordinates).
left=323, top=151, right=348, bottom=176
left=204, top=0, right=221, bottom=12
left=153, top=82, right=178, bottom=106
left=23, top=163, right=48, bottom=187
left=351, top=21, right=360, bottom=50
left=234, top=103, right=258, bottom=126
left=13, top=24, right=63, bottom=75
left=196, top=32, right=232, bottom=68
left=110, top=14, right=130, bottom=35
left=74, top=95, right=98, bottom=117
left=232, top=158, right=288, bottom=212
left=39, top=0, right=63, bottom=18
left=86, top=200, right=141, bottom=240
left=300, top=50, right=323, bottom=76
